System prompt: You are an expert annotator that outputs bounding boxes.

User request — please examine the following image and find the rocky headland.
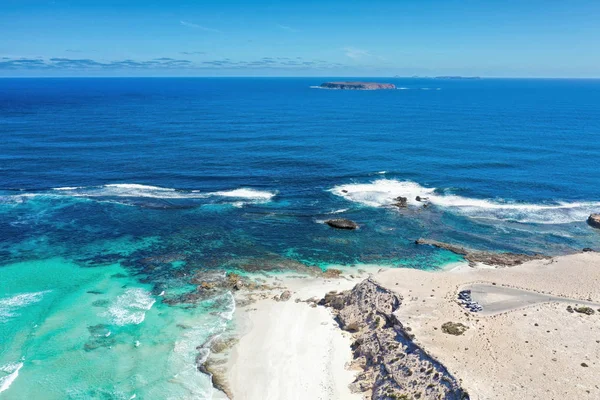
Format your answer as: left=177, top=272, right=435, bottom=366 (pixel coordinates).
left=320, top=82, right=396, bottom=90
left=320, top=279, right=469, bottom=399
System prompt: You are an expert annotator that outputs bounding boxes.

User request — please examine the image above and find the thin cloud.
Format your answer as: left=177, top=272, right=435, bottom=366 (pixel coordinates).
left=0, top=56, right=351, bottom=72
left=276, top=24, right=299, bottom=33
left=0, top=57, right=193, bottom=70
left=180, top=51, right=206, bottom=55
left=344, top=47, right=371, bottom=59
left=180, top=20, right=221, bottom=33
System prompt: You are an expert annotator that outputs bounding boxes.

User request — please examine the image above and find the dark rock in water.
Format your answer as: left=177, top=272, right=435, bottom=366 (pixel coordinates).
left=136, top=199, right=198, bottom=210
left=319, top=81, right=396, bottom=90
left=587, top=214, right=600, bottom=229
left=151, top=283, right=167, bottom=296
left=325, top=219, right=359, bottom=230
left=88, top=324, right=111, bottom=336
left=321, top=279, right=468, bottom=399
left=80, top=253, right=124, bottom=267
left=84, top=324, right=115, bottom=351
left=226, top=272, right=243, bottom=290
left=391, top=196, right=408, bottom=208
left=415, top=238, right=549, bottom=267
left=91, top=299, right=110, bottom=307
left=87, top=290, right=103, bottom=295
left=199, top=281, right=216, bottom=290
left=415, top=196, right=429, bottom=202
left=582, top=248, right=594, bottom=252
left=139, top=252, right=186, bottom=264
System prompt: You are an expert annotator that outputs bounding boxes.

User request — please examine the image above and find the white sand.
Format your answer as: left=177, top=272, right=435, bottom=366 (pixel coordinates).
left=225, top=275, right=365, bottom=400
left=224, top=253, right=600, bottom=400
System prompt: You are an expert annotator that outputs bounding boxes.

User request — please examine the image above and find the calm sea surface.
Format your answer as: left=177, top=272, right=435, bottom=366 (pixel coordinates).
left=1, top=77, right=599, bottom=398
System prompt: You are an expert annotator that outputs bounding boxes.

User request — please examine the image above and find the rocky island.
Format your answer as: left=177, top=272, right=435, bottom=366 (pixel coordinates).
left=319, top=81, right=396, bottom=90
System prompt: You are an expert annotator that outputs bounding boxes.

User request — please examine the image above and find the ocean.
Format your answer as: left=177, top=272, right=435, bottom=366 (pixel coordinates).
left=1, top=77, right=599, bottom=398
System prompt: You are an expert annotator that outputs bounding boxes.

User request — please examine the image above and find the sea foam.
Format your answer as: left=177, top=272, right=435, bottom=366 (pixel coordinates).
left=105, top=288, right=155, bottom=326
left=52, top=184, right=195, bottom=199
left=0, top=362, right=23, bottom=393
left=0, top=291, right=50, bottom=323
left=330, top=179, right=600, bottom=224
left=207, top=188, right=276, bottom=201
left=47, top=184, right=277, bottom=204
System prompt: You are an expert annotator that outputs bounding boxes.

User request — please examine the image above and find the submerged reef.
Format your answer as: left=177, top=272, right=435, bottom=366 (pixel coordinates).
left=415, top=238, right=549, bottom=267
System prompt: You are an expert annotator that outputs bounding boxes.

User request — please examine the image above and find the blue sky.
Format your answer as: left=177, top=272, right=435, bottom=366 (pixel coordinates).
left=1, top=0, right=599, bottom=77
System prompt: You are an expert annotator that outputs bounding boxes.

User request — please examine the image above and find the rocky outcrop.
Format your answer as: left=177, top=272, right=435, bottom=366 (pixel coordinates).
left=587, top=214, right=600, bottom=229
left=326, top=219, right=359, bottom=230
left=320, top=82, right=396, bottom=90
left=441, top=322, right=469, bottom=336
left=415, top=238, right=549, bottom=267
left=275, top=290, right=292, bottom=302
left=320, top=279, right=469, bottom=400
left=391, top=196, right=408, bottom=208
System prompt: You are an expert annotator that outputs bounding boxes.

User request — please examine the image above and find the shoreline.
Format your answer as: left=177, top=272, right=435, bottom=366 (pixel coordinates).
left=214, top=252, right=600, bottom=399
left=223, top=273, right=370, bottom=400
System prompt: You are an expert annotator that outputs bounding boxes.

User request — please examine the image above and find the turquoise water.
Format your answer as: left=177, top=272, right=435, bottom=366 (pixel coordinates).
left=0, top=258, right=233, bottom=399
left=2, top=78, right=600, bottom=398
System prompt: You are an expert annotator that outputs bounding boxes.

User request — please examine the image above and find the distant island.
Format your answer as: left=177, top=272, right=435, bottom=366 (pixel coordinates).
left=434, top=76, right=481, bottom=80
left=319, top=81, right=396, bottom=90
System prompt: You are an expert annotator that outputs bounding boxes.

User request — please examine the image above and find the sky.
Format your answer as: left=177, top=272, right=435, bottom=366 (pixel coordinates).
left=1, top=0, right=599, bottom=77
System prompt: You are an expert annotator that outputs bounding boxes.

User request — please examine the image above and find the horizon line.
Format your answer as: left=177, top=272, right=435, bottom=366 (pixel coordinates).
left=1, top=76, right=600, bottom=80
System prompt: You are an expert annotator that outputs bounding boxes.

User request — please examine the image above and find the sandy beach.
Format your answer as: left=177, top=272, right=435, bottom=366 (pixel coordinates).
left=220, top=252, right=600, bottom=399
left=224, top=275, right=365, bottom=400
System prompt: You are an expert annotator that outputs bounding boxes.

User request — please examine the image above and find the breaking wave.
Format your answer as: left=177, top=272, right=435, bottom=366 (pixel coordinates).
left=52, top=184, right=188, bottom=199
left=0, top=291, right=50, bottom=323
left=2, top=184, right=277, bottom=207
left=104, top=288, right=155, bottom=326
left=0, top=362, right=23, bottom=393
left=206, top=188, right=276, bottom=201
left=330, top=179, right=600, bottom=224
left=51, top=184, right=275, bottom=200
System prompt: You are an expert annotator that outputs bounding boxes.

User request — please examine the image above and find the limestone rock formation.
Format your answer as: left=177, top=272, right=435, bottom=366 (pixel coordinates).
left=320, top=279, right=469, bottom=399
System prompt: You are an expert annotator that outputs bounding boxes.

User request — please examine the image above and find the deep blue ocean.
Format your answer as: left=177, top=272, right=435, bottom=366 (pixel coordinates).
left=1, top=77, right=600, bottom=398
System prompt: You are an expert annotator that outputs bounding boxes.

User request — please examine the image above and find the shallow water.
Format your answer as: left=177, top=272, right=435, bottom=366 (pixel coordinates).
left=1, top=78, right=600, bottom=398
